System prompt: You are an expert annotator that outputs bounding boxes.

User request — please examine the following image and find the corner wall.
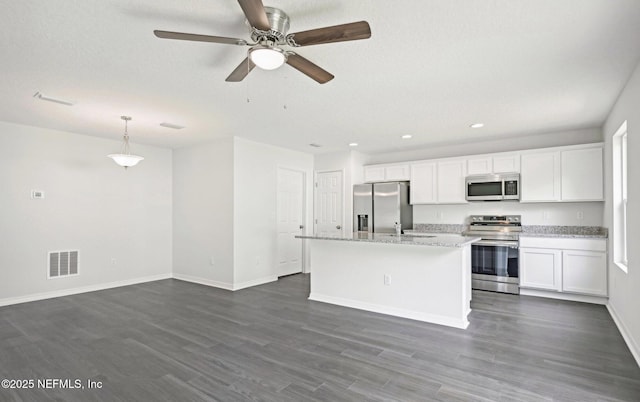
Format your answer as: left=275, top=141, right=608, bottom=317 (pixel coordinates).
left=233, top=137, right=314, bottom=284
left=172, top=138, right=235, bottom=288
left=0, top=121, right=172, bottom=304
left=603, top=61, right=640, bottom=365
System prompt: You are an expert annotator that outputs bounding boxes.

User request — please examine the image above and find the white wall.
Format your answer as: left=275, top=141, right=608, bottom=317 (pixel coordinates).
left=603, top=61, right=640, bottom=364
left=414, top=202, right=603, bottom=226
left=172, top=138, right=234, bottom=288
left=365, top=127, right=602, bottom=165
left=0, top=121, right=172, bottom=303
left=233, top=137, right=314, bottom=284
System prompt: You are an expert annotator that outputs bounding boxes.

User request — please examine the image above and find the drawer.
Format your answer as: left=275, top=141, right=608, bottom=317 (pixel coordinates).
left=519, top=236, right=606, bottom=252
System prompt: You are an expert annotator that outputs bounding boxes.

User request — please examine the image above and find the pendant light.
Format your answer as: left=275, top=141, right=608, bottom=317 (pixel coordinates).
left=108, top=116, right=144, bottom=169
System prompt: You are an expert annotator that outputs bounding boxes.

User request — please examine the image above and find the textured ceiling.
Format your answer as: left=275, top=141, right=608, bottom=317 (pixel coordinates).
left=1, top=0, right=640, bottom=154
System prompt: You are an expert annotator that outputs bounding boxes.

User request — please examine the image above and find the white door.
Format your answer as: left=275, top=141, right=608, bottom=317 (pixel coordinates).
left=315, top=171, right=343, bottom=236
left=277, top=168, right=305, bottom=277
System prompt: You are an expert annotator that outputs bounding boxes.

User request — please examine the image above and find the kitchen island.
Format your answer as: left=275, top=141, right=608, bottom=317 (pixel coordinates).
left=296, top=233, right=480, bottom=329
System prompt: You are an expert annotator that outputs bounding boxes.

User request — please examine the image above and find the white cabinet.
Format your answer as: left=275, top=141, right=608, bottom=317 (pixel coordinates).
left=363, top=166, right=385, bottom=182
left=562, top=250, right=607, bottom=296
left=520, top=248, right=562, bottom=291
left=493, top=154, right=520, bottom=173
left=520, top=151, right=561, bottom=202
left=436, top=159, right=467, bottom=204
left=364, top=164, right=410, bottom=182
left=367, top=143, right=603, bottom=203
left=561, top=147, right=604, bottom=201
left=467, top=154, right=520, bottom=175
left=519, top=237, right=607, bottom=297
left=467, top=157, right=492, bottom=175
left=410, top=159, right=466, bottom=204
left=410, top=162, right=437, bottom=204
left=520, top=145, right=604, bottom=202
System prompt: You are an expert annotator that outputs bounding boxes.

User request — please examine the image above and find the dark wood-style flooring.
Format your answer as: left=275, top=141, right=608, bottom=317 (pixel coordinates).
left=1, top=274, right=639, bottom=401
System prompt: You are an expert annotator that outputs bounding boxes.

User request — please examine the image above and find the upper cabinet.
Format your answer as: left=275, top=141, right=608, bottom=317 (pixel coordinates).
left=520, top=144, right=603, bottom=203
left=364, top=142, right=603, bottom=204
left=364, top=164, right=410, bottom=183
left=436, top=159, right=467, bottom=204
left=561, top=147, right=603, bottom=201
left=410, top=162, right=437, bottom=204
left=467, top=154, right=520, bottom=175
left=520, top=151, right=561, bottom=202
left=410, top=159, right=467, bottom=204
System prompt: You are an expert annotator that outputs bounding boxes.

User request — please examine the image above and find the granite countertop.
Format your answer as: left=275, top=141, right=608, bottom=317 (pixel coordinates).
left=406, top=223, right=608, bottom=239
left=296, top=233, right=481, bottom=248
left=520, top=225, right=608, bottom=239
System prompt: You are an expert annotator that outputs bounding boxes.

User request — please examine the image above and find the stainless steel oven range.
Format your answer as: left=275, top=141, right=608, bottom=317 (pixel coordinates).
left=463, top=215, right=521, bottom=294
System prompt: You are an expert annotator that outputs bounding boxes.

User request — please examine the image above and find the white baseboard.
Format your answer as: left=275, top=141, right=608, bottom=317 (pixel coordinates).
left=520, top=288, right=608, bottom=305
left=171, top=273, right=277, bottom=291
left=607, top=303, right=640, bottom=367
left=308, top=293, right=469, bottom=330
left=171, top=273, right=233, bottom=290
left=0, top=273, right=172, bottom=307
left=232, top=275, right=277, bottom=291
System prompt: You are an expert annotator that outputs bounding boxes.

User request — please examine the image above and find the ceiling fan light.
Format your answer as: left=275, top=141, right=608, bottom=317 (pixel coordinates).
left=249, top=46, right=286, bottom=70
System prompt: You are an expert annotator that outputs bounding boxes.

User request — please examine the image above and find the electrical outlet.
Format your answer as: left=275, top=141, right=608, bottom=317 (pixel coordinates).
left=437, top=212, right=444, bottom=220
left=542, top=212, right=549, bottom=221
left=384, top=274, right=391, bottom=286
left=210, top=257, right=215, bottom=266
left=577, top=211, right=584, bottom=220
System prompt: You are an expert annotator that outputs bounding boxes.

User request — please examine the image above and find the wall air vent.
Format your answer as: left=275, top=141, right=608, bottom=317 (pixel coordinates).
left=48, top=250, right=79, bottom=279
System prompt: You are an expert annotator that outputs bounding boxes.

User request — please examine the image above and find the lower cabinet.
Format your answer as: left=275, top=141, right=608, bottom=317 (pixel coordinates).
left=519, top=237, right=607, bottom=297
left=520, top=248, right=562, bottom=291
left=562, top=250, right=607, bottom=296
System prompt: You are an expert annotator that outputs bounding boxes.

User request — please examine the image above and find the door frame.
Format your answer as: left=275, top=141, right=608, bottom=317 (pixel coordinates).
left=276, top=165, right=308, bottom=275
left=313, top=169, right=346, bottom=236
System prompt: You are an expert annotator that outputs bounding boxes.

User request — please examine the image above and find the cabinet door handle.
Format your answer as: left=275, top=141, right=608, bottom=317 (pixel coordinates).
left=299, top=225, right=304, bottom=229
left=336, top=225, right=341, bottom=230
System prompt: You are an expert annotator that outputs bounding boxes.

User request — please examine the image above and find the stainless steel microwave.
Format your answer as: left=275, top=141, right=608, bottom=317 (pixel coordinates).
left=465, top=173, right=520, bottom=201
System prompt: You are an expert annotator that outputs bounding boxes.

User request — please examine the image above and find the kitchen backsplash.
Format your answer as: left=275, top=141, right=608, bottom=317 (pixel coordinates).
left=412, top=201, right=604, bottom=226
left=412, top=224, right=466, bottom=233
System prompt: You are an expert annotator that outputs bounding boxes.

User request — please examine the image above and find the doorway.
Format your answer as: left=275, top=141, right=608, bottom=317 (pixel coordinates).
left=314, top=170, right=344, bottom=236
left=276, top=167, right=305, bottom=277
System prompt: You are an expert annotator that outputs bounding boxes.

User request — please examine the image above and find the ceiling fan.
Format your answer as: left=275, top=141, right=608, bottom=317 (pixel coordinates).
left=154, top=0, right=371, bottom=84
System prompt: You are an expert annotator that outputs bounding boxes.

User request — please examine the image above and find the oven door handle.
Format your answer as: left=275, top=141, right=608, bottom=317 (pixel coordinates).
left=473, top=240, right=519, bottom=248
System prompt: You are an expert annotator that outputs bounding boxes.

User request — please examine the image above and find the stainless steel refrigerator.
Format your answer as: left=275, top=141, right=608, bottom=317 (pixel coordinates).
left=353, top=182, right=413, bottom=233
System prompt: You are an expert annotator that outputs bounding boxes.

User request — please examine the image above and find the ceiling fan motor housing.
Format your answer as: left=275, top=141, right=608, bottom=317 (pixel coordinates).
left=248, top=7, right=290, bottom=44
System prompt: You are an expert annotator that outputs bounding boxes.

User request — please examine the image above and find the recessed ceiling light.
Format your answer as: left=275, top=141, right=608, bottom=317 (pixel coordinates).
left=160, top=122, right=185, bottom=130
left=401, top=134, right=412, bottom=139
left=470, top=123, right=484, bottom=128
left=349, top=142, right=358, bottom=147
left=33, top=91, right=74, bottom=106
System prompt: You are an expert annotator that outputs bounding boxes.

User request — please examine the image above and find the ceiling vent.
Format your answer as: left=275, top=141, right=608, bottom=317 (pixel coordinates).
left=159, top=122, right=185, bottom=130
left=33, top=92, right=75, bottom=106
left=48, top=250, right=79, bottom=279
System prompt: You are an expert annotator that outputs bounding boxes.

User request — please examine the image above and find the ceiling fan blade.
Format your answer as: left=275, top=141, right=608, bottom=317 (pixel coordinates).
left=237, top=0, right=270, bottom=31
left=286, top=21, right=371, bottom=47
left=225, top=57, right=256, bottom=82
left=286, top=53, right=334, bottom=84
left=154, top=30, right=247, bottom=46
